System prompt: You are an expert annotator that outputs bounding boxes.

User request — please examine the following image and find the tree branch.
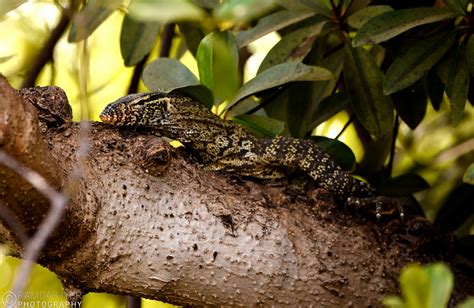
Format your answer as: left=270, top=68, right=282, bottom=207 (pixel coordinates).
left=0, top=77, right=473, bottom=306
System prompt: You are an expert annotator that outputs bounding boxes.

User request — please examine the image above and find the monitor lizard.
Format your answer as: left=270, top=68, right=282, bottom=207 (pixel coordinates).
left=99, top=92, right=378, bottom=205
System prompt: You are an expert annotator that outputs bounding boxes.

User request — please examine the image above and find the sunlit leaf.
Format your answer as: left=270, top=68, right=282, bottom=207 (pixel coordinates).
left=120, top=16, right=160, bottom=67
left=426, top=263, right=454, bottom=308
left=309, top=136, right=356, bottom=171
left=458, top=298, right=474, bottom=308
left=196, top=31, right=240, bottom=103
left=258, top=17, right=329, bottom=73
left=128, top=0, right=206, bottom=23
left=236, top=10, right=315, bottom=47
left=353, top=8, right=457, bottom=47
left=382, top=295, right=405, bottom=308
left=214, top=0, right=277, bottom=25
left=226, top=62, right=333, bottom=111
left=0, top=0, right=26, bottom=17
left=464, top=164, right=474, bottom=184
left=384, top=31, right=455, bottom=95
left=346, top=5, right=393, bottom=29
left=142, top=58, right=213, bottom=107
left=378, top=173, right=430, bottom=196
left=446, top=43, right=469, bottom=126
left=68, top=0, right=122, bottom=42
left=343, top=42, right=393, bottom=139
left=232, top=114, right=285, bottom=138
left=400, top=264, right=431, bottom=308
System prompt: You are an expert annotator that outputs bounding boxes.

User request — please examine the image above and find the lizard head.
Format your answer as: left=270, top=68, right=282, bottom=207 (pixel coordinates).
left=100, top=92, right=194, bottom=127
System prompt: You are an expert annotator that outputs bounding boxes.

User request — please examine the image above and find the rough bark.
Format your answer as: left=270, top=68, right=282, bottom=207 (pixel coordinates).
left=0, top=76, right=472, bottom=306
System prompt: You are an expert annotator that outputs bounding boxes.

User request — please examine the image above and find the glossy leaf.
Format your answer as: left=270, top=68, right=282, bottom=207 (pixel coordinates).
left=445, top=0, right=468, bottom=14
left=434, top=183, right=474, bottom=233
left=309, top=136, right=356, bottom=171
left=236, top=10, right=315, bottom=47
left=214, top=0, right=277, bottom=25
left=258, top=17, right=329, bottom=73
left=120, top=16, right=160, bottom=67
left=275, top=0, right=332, bottom=15
left=392, top=80, right=427, bottom=130
left=446, top=43, right=469, bottom=126
left=232, top=114, right=285, bottom=138
left=196, top=31, right=240, bottom=103
left=128, top=0, right=205, bottom=23
left=466, top=35, right=474, bottom=76
left=226, top=62, right=334, bottom=111
left=178, top=22, right=205, bottom=56
left=310, top=92, right=350, bottom=129
left=346, top=5, right=393, bottom=29
left=0, top=0, right=26, bottom=17
left=427, top=69, right=445, bottom=111
left=384, top=31, right=455, bottom=95
left=142, top=58, right=213, bottom=107
left=353, top=8, right=457, bottom=47
left=343, top=42, right=394, bottom=139
left=464, top=163, right=474, bottom=184
left=68, top=0, right=121, bottom=42
left=378, top=173, right=430, bottom=196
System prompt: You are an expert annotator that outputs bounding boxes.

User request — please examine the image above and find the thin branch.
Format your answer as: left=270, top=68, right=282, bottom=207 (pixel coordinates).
left=0, top=150, right=68, bottom=308
left=386, top=115, right=399, bottom=178
left=335, top=113, right=354, bottom=140
left=21, top=0, right=79, bottom=88
left=127, top=54, right=149, bottom=95
left=159, top=23, right=176, bottom=58
left=0, top=200, right=28, bottom=245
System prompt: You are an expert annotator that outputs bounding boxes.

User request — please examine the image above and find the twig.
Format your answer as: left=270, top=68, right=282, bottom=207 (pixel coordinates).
left=128, top=54, right=149, bottom=94
left=159, top=23, right=175, bottom=57
left=386, top=115, right=399, bottom=178
left=0, top=200, right=28, bottom=245
left=335, top=113, right=354, bottom=140
left=0, top=150, right=68, bottom=308
left=21, top=0, right=79, bottom=88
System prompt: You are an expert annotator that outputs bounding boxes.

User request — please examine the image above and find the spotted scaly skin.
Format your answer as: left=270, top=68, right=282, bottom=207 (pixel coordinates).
left=100, top=92, right=375, bottom=202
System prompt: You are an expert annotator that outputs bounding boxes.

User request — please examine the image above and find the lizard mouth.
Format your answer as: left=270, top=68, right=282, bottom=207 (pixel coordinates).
left=99, top=113, right=112, bottom=123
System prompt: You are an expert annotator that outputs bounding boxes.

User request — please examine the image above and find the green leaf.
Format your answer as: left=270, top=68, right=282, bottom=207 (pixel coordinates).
left=142, top=58, right=213, bottom=107
left=427, top=69, right=445, bottom=111
left=178, top=22, right=205, bottom=56
left=120, top=16, right=160, bottom=67
left=392, top=79, right=427, bottom=130
left=309, top=92, right=350, bottom=128
left=214, top=0, right=277, bottom=24
left=128, top=0, right=205, bottom=23
left=343, top=42, right=394, bottom=139
left=464, top=163, right=474, bottom=184
left=236, top=10, right=315, bottom=47
left=0, top=0, right=26, bottom=17
left=68, top=0, right=121, bottom=42
left=346, top=5, right=393, bottom=29
left=426, top=263, right=454, bottom=308
left=352, top=8, right=457, bottom=47
left=232, top=114, right=285, bottom=138
left=308, top=136, right=356, bottom=171
left=384, top=31, right=456, bottom=95
left=346, top=0, right=371, bottom=16
left=382, top=295, right=405, bottom=308
left=226, top=62, right=334, bottom=111
left=378, top=173, right=430, bottom=196
left=446, top=43, right=470, bottom=126
left=445, top=0, right=468, bottom=14
left=258, top=17, right=329, bottom=73
left=196, top=31, right=240, bottom=103
left=400, top=264, right=431, bottom=308
left=466, top=35, right=474, bottom=76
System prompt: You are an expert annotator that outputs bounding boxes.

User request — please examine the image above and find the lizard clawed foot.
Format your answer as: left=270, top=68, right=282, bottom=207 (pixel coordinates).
left=345, top=195, right=422, bottom=221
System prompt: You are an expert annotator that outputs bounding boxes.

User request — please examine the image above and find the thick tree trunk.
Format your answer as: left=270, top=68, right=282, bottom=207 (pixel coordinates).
left=0, top=76, right=472, bottom=306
